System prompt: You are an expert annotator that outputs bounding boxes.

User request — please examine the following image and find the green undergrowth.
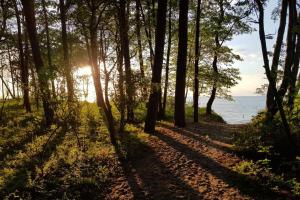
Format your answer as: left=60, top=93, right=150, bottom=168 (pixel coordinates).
left=0, top=100, right=149, bottom=199
left=134, top=102, right=225, bottom=123
left=232, top=98, right=300, bottom=198
left=233, top=158, right=300, bottom=197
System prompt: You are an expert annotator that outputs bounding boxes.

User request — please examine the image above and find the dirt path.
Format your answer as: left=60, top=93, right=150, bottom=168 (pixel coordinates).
left=106, top=122, right=288, bottom=200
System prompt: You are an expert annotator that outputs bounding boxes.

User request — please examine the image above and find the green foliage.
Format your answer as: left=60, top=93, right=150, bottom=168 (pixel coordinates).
left=118, top=124, right=149, bottom=159
left=0, top=101, right=120, bottom=199
left=234, top=159, right=300, bottom=197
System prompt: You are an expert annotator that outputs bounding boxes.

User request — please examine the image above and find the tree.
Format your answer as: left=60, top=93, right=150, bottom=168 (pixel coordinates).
left=14, top=0, right=31, bottom=112
left=41, top=0, right=56, bottom=99
left=254, top=0, right=294, bottom=150
left=21, top=0, right=54, bottom=125
left=174, top=0, right=189, bottom=127
left=135, top=0, right=146, bottom=89
left=76, top=0, right=117, bottom=146
left=266, top=0, right=288, bottom=113
left=193, top=0, right=201, bottom=122
left=144, top=0, right=168, bottom=133
left=60, top=0, right=75, bottom=102
left=117, top=0, right=135, bottom=122
left=160, top=0, right=173, bottom=119
left=200, top=0, right=251, bottom=115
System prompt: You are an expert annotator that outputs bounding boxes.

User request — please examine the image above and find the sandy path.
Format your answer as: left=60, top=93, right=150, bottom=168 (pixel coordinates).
left=106, top=122, right=287, bottom=200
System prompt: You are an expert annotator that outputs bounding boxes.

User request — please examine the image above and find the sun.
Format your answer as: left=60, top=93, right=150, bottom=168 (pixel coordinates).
left=76, top=65, right=92, bottom=77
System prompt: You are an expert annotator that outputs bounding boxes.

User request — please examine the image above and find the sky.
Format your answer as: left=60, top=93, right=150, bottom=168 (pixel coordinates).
left=229, top=1, right=279, bottom=96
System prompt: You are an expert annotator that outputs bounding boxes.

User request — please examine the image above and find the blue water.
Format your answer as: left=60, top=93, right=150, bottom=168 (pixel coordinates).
left=197, top=96, right=266, bottom=124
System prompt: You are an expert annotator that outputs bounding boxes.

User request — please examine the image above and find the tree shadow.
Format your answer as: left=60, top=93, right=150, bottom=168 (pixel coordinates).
left=189, top=121, right=243, bottom=144
left=0, top=127, right=48, bottom=161
left=160, top=123, right=235, bottom=154
left=0, top=127, right=68, bottom=197
left=153, top=129, right=286, bottom=200
left=116, top=136, right=203, bottom=200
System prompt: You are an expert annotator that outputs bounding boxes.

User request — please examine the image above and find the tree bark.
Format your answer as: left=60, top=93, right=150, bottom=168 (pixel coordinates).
left=174, top=0, right=189, bottom=127
left=7, top=46, right=15, bottom=98
left=277, top=0, right=297, bottom=101
left=255, top=0, right=294, bottom=149
left=193, top=0, right=201, bottom=122
left=266, top=0, right=288, bottom=111
left=140, top=0, right=154, bottom=67
left=59, top=0, right=75, bottom=102
left=135, top=0, right=145, bottom=81
left=117, top=0, right=135, bottom=122
left=144, top=0, right=167, bottom=133
left=160, top=0, right=172, bottom=120
left=14, top=0, right=31, bottom=112
left=206, top=52, right=218, bottom=115
left=84, top=2, right=117, bottom=146
left=41, top=0, right=56, bottom=100
left=116, top=42, right=126, bottom=132
left=21, top=0, right=54, bottom=125
left=288, top=12, right=300, bottom=110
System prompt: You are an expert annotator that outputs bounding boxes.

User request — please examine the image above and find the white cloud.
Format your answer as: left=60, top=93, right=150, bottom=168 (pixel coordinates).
left=231, top=74, right=267, bottom=96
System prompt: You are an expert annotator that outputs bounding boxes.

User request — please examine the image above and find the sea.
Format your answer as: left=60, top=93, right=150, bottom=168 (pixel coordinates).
left=196, top=96, right=266, bottom=124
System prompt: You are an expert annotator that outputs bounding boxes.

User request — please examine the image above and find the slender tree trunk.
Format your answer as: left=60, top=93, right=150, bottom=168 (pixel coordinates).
left=21, top=0, right=54, bottom=125
left=1, top=66, right=5, bottom=99
left=117, top=0, right=135, bottom=122
left=288, top=12, right=300, bottom=110
left=206, top=0, right=224, bottom=116
left=85, top=4, right=117, bottom=146
left=24, top=23, right=39, bottom=110
left=140, top=1, right=154, bottom=67
left=193, top=0, right=201, bottom=122
left=266, top=0, right=288, bottom=111
left=14, top=0, right=31, bottom=112
left=0, top=75, right=14, bottom=98
left=255, top=0, right=295, bottom=151
left=59, top=0, right=74, bottom=102
left=7, top=46, right=15, bottom=98
left=275, top=0, right=297, bottom=109
left=116, top=42, right=125, bottom=132
left=144, top=0, right=167, bottom=133
left=206, top=54, right=218, bottom=115
left=174, top=0, right=189, bottom=127
left=41, top=0, right=56, bottom=100
left=135, top=0, right=145, bottom=81
left=161, top=1, right=172, bottom=119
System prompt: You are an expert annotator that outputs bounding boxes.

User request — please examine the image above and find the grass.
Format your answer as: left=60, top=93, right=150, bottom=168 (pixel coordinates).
left=0, top=99, right=157, bottom=199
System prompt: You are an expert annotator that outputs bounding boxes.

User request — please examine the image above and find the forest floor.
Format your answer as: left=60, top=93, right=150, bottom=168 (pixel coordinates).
left=107, top=121, right=292, bottom=200
left=1, top=102, right=297, bottom=199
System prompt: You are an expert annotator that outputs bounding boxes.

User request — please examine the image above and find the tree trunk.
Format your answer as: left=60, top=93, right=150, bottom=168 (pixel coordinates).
left=144, top=0, right=167, bottom=133
left=41, top=0, right=56, bottom=100
left=206, top=53, right=218, bottom=115
left=193, top=0, right=201, bottom=122
left=117, top=0, right=135, bottom=122
left=206, top=33, right=220, bottom=115
left=85, top=4, right=117, bottom=146
left=14, top=0, right=31, bottom=112
left=21, top=0, right=54, bottom=125
left=140, top=0, right=154, bottom=67
left=59, top=0, right=74, bottom=102
left=266, top=0, right=288, bottom=111
left=135, top=0, right=145, bottom=81
left=116, top=42, right=126, bottom=132
left=255, top=0, right=295, bottom=151
left=288, top=12, right=300, bottom=110
left=160, top=1, right=172, bottom=119
left=276, top=0, right=297, bottom=108
left=174, top=0, right=189, bottom=127
left=7, top=46, right=15, bottom=98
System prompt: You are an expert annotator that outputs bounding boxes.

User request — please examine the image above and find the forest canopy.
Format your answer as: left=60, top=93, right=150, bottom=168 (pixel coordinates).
left=0, top=0, right=300, bottom=199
